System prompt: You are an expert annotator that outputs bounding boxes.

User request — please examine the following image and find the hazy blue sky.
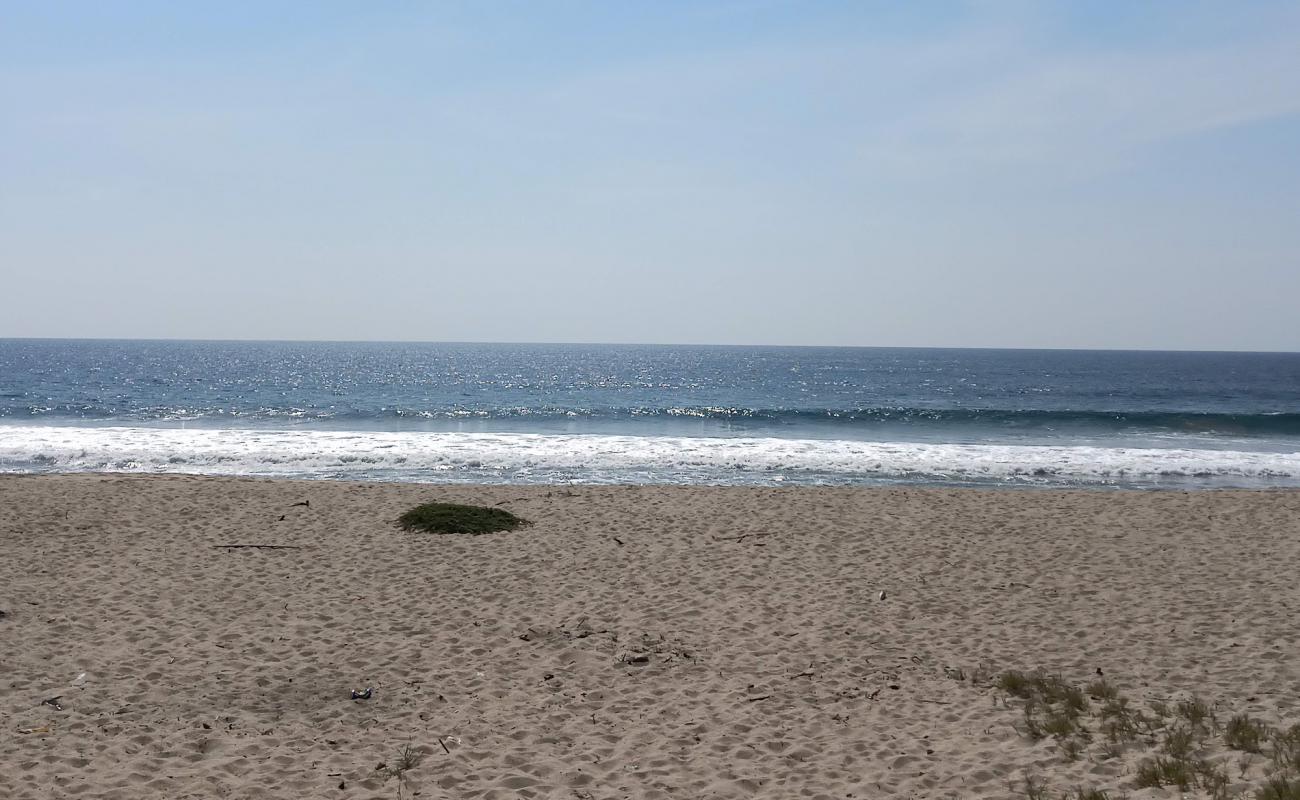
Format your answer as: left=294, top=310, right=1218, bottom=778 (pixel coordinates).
left=2, top=2, right=1298, bottom=349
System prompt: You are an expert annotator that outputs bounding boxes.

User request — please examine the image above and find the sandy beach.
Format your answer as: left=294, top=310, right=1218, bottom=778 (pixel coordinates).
left=2, top=474, right=1298, bottom=799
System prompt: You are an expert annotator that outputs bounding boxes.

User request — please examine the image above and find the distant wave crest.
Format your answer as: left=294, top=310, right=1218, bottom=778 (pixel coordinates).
left=5, top=404, right=1300, bottom=435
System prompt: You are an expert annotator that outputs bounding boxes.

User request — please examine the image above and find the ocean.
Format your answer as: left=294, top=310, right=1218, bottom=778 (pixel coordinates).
left=2, top=339, right=1298, bottom=489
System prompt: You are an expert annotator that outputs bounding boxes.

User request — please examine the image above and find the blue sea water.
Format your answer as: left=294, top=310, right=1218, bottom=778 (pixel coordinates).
left=2, top=339, right=1298, bottom=488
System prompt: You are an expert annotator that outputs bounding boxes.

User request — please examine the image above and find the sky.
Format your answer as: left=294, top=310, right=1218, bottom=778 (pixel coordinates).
left=2, top=2, right=1298, bottom=350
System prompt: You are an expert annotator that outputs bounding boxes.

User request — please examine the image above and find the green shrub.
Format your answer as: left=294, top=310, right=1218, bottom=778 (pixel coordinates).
left=397, top=502, right=531, bottom=535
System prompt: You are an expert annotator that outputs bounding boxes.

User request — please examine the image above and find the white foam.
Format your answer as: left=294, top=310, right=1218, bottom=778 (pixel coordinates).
left=1, top=425, right=1298, bottom=487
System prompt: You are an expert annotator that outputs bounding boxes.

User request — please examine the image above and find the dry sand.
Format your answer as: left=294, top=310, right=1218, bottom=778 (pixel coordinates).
left=1, top=474, right=1298, bottom=799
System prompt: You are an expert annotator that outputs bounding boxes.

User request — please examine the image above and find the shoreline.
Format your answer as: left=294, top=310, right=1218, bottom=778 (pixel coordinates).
left=9, top=469, right=1300, bottom=491
left=3, top=474, right=1298, bottom=798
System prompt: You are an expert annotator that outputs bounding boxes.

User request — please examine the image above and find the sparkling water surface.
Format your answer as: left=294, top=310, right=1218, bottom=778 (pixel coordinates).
left=2, top=339, right=1298, bottom=488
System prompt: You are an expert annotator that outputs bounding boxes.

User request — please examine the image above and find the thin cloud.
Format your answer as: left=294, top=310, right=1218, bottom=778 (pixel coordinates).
left=854, top=10, right=1300, bottom=178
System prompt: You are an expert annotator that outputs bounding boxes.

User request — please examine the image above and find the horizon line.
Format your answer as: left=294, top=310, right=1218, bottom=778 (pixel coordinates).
left=1, top=335, right=1298, bottom=355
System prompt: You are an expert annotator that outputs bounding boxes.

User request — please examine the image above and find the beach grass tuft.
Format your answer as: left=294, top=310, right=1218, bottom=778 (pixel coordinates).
left=999, top=670, right=1037, bottom=699
left=1177, top=696, right=1216, bottom=734
left=992, top=669, right=1299, bottom=799
left=1135, top=755, right=1195, bottom=791
left=1162, top=725, right=1195, bottom=760
left=1058, top=736, right=1085, bottom=761
left=1149, top=699, right=1172, bottom=720
left=1099, top=696, right=1147, bottom=744
left=397, top=503, right=531, bottom=535
left=998, top=670, right=1097, bottom=764
left=1273, top=723, right=1300, bottom=773
left=1021, top=775, right=1051, bottom=800
left=381, top=744, right=423, bottom=800
left=1018, top=701, right=1045, bottom=741
left=1194, top=760, right=1231, bottom=800
left=1224, top=713, right=1270, bottom=753
left=997, top=670, right=1089, bottom=715
left=1258, top=775, right=1300, bottom=800
left=1086, top=678, right=1118, bottom=702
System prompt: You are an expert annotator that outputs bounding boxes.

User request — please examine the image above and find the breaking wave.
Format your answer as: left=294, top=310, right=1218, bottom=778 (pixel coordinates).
left=2, top=425, right=1298, bottom=488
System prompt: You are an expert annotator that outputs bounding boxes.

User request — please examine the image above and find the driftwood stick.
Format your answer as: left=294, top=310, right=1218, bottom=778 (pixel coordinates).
left=713, top=532, right=777, bottom=543
left=211, top=544, right=304, bottom=550
left=438, top=738, right=451, bottom=755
